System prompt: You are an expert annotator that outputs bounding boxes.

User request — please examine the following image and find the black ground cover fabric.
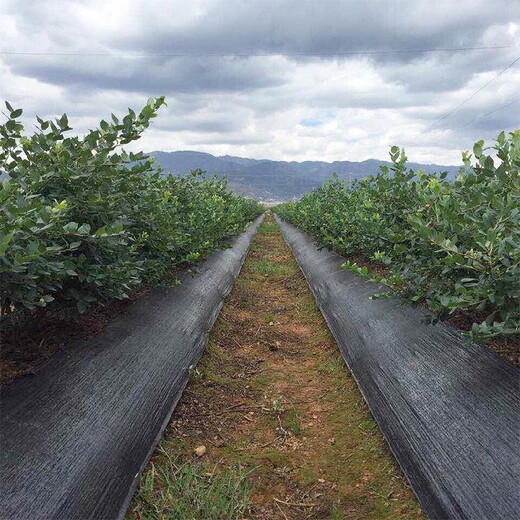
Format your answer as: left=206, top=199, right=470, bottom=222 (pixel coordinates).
left=0, top=214, right=263, bottom=520
left=277, top=216, right=520, bottom=520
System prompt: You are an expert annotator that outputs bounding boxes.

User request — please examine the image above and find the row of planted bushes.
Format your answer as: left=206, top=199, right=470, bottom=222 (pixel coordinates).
left=276, top=131, right=520, bottom=339
left=0, top=98, right=263, bottom=326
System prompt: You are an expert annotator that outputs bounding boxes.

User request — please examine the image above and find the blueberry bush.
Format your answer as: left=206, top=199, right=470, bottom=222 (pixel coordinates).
left=0, top=99, right=262, bottom=326
left=276, top=131, right=520, bottom=339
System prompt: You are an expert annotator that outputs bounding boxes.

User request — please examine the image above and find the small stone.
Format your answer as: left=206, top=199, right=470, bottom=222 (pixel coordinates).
left=194, top=445, right=206, bottom=457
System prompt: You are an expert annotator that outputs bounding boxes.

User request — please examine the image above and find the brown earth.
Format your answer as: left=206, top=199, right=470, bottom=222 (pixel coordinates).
left=0, top=295, right=144, bottom=387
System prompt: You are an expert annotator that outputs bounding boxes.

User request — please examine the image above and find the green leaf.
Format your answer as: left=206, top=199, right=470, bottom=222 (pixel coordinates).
left=77, top=223, right=91, bottom=234
left=0, top=232, right=14, bottom=256
left=63, top=222, right=79, bottom=233
left=59, top=114, right=68, bottom=129
left=77, top=300, right=88, bottom=314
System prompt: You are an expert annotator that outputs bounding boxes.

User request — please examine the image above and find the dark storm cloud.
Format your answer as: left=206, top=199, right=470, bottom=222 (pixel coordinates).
left=381, top=50, right=516, bottom=94
left=114, top=0, right=518, bottom=62
left=430, top=98, right=520, bottom=134
left=5, top=0, right=519, bottom=95
left=8, top=56, right=285, bottom=94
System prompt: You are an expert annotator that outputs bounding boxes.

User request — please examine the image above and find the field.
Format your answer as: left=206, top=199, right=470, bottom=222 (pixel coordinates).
left=0, top=102, right=518, bottom=519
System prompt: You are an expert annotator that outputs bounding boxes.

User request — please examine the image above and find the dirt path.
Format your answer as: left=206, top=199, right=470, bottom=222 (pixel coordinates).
left=128, top=213, right=423, bottom=519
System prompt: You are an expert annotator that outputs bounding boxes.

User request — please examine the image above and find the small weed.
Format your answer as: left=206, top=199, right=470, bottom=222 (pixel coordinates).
left=330, top=502, right=345, bottom=519
left=129, top=458, right=253, bottom=520
left=272, top=397, right=285, bottom=414
left=283, top=409, right=301, bottom=435
left=252, top=258, right=285, bottom=276
left=263, top=395, right=285, bottom=414
left=187, top=364, right=201, bottom=380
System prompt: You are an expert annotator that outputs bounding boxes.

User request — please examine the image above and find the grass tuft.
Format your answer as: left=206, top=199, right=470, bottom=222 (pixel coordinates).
left=258, top=221, right=278, bottom=233
left=250, top=258, right=288, bottom=276
left=129, top=457, right=253, bottom=520
left=283, top=408, right=302, bottom=435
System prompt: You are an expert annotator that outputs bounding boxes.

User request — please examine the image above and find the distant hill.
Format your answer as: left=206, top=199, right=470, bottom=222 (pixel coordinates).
left=149, top=150, right=461, bottom=200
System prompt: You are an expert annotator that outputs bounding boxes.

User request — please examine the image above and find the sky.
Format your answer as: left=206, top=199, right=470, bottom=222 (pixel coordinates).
left=1, top=0, right=519, bottom=165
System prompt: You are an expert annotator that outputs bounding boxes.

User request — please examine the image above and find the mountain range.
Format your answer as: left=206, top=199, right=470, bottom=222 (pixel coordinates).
left=149, top=150, right=461, bottom=200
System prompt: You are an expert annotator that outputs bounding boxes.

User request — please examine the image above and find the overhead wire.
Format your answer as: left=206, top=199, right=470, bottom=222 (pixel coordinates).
left=452, top=97, right=520, bottom=131
left=413, top=55, right=520, bottom=141
left=0, top=45, right=515, bottom=58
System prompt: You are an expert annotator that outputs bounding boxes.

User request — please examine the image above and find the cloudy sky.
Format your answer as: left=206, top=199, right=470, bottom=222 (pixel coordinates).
left=1, top=0, right=519, bottom=165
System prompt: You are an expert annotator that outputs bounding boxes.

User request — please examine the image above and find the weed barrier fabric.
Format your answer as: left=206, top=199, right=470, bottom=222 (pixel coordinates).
left=276, top=216, right=520, bottom=520
left=0, top=214, right=263, bottom=520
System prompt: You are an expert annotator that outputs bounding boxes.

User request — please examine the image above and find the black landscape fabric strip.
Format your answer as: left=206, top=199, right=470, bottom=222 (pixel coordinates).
left=276, top=216, right=520, bottom=520
left=0, top=214, right=264, bottom=520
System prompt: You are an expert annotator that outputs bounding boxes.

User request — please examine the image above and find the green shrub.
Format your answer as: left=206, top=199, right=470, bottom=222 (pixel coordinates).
left=0, top=99, right=262, bottom=325
left=276, top=131, right=520, bottom=339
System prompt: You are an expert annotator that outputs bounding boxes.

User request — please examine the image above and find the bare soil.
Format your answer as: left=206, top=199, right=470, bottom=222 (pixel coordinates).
left=0, top=296, right=144, bottom=387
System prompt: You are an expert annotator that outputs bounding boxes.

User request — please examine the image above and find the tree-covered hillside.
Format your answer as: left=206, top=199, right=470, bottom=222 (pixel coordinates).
left=150, top=150, right=461, bottom=200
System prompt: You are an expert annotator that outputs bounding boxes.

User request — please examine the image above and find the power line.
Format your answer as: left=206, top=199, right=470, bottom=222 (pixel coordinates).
left=0, top=45, right=515, bottom=58
left=453, top=97, right=520, bottom=131
left=414, top=55, right=520, bottom=141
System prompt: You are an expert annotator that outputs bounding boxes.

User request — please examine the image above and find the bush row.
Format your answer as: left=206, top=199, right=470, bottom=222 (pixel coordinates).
left=0, top=99, right=262, bottom=325
left=276, top=132, right=520, bottom=339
